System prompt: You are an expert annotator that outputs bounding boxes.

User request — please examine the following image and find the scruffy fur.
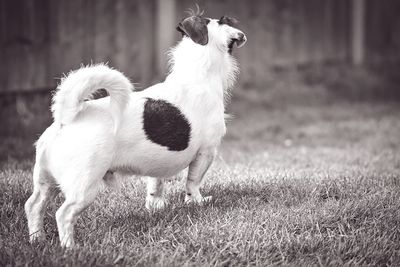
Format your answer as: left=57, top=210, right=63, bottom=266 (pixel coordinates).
left=25, top=15, right=246, bottom=247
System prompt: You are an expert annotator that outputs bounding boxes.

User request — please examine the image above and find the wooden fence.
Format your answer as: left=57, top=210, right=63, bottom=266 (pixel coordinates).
left=0, top=0, right=399, bottom=93
left=0, top=0, right=156, bottom=93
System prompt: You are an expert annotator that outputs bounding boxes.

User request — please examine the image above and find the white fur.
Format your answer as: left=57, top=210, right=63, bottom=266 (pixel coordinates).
left=52, top=64, right=133, bottom=132
left=25, top=18, right=246, bottom=247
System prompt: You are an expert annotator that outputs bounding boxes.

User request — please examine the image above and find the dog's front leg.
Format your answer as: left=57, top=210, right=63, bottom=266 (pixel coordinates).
left=145, top=177, right=165, bottom=211
left=185, top=148, right=216, bottom=204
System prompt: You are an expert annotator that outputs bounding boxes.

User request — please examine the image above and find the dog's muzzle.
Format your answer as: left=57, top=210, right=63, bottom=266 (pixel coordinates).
left=234, top=32, right=247, bottom=48
left=228, top=32, right=247, bottom=53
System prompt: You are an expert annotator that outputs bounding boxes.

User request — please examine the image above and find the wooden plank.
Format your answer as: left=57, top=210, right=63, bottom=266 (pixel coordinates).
left=3, top=0, right=53, bottom=92
left=239, top=0, right=270, bottom=84
left=47, top=0, right=61, bottom=87
left=3, top=0, right=32, bottom=91
left=310, top=0, right=323, bottom=62
left=113, top=0, right=155, bottom=85
left=351, top=0, right=366, bottom=65
left=270, top=0, right=280, bottom=65
left=323, top=0, right=334, bottom=60
left=114, top=0, right=134, bottom=77
left=48, top=0, right=87, bottom=83
left=156, top=0, right=176, bottom=77
left=365, top=0, right=378, bottom=61
left=365, top=0, right=400, bottom=62
left=82, top=0, right=95, bottom=64
left=23, top=0, right=35, bottom=90
left=30, top=0, right=51, bottom=90
left=137, top=0, right=156, bottom=85
left=58, top=1, right=87, bottom=69
left=93, top=0, right=117, bottom=65
left=343, top=0, right=351, bottom=60
left=293, top=0, right=307, bottom=64
left=0, top=0, right=5, bottom=92
left=332, top=0, right=345, bottom=60
left=302, top=0, right=314, bottom=63
left=279, top=0, right=295, bottom=65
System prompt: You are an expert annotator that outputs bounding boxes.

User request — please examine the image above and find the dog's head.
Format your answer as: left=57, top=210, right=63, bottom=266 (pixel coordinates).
left=176, top=12, right=247, bottom=54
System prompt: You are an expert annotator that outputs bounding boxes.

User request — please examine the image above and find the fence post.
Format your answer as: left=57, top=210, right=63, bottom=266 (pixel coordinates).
left=351, top=0, right=365, bottom=65
left=156, top=0, right=176, bottom=77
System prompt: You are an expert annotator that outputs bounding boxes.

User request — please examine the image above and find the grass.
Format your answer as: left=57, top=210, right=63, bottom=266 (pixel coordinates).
left=1, top=65, right=400, bottom=266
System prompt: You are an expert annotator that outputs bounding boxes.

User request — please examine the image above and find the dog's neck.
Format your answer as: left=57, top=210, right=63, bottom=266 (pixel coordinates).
left=166, top=37, right=238, bottom=103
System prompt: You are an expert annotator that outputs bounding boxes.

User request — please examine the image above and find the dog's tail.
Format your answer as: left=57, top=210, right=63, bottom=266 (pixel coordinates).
left=51, top=64, right=133, bottom=131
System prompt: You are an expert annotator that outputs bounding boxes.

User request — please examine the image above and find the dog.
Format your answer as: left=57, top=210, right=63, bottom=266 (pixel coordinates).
left=25, top=11, right=247, bottom=247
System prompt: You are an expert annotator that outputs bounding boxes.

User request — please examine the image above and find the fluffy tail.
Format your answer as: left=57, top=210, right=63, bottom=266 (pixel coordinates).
left=51, top=64, right=133, bottom=131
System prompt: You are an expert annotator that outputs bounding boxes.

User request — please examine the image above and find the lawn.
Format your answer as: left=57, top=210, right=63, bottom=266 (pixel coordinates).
left=1, top=65, right=400, bottom=266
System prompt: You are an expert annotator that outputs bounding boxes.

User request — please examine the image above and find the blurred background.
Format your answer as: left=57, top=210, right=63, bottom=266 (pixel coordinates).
left=1, top=0, right=400, bottom=159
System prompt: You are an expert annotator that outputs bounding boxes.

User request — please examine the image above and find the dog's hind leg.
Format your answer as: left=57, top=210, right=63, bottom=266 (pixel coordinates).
left=55, top=171, right=103, bottom=248
left=145, top=177, right=165, bottom=211
left=185, top=148, right=216, bottom=204
left=25, top=163, right=53, bottom=242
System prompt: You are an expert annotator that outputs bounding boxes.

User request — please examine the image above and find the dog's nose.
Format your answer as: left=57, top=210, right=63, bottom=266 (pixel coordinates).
left=236, top=32, right=247, bottom=47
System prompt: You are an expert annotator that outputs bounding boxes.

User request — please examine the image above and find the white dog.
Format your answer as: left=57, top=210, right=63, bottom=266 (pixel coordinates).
left=25, top=12, right=246, bottom=247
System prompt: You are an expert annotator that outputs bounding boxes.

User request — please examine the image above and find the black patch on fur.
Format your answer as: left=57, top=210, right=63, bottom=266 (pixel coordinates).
left=143, top=98, right=191, bottom=151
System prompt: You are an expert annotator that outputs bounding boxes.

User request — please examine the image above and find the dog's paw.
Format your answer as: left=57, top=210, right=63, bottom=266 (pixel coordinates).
left=185, top=195, right=212, bottom=205
left=29, top=230, right=46, bottom=243
left=145, top=197, right=166, bottom=211
left=59, top=235, right=76, bottom=249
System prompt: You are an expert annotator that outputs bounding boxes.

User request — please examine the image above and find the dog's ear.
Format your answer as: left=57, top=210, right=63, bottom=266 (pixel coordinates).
left=218, top=16, right=238, bottom=27
left=176, top=16, right=209, bottom=45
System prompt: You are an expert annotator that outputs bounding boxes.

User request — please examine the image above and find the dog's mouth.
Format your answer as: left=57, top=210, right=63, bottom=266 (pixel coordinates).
left=228, top=39, right=237, bottom=54
left=228, top=35, right=246, bottom=54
